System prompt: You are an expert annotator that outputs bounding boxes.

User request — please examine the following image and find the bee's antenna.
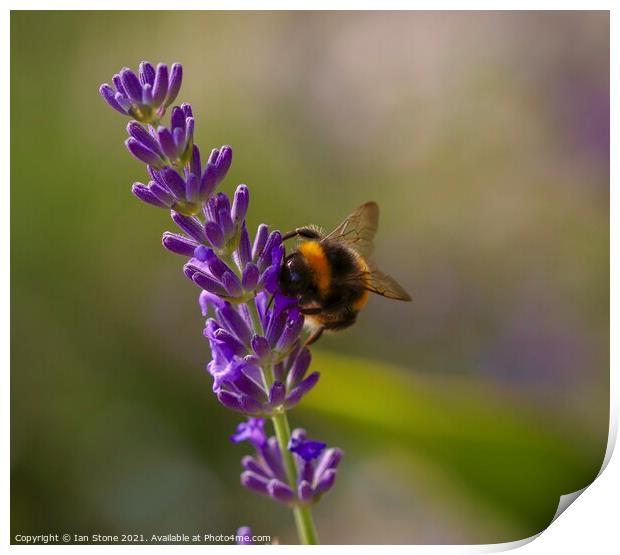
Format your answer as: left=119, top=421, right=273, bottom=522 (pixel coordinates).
left=282, top=227, right=322, bottom=242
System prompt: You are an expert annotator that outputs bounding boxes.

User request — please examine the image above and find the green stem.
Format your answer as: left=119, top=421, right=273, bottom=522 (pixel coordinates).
left=272, top=412, right=319, bottom=545
left=247, top=293, right=318, bottom=543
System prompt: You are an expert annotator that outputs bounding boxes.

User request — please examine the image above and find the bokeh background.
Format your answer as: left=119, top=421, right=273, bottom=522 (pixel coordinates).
left=11, top=11, right=609, bottom=545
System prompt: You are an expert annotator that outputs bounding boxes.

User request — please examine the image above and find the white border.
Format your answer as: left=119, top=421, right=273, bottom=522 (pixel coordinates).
left=4, top=2, right=615, bottom=552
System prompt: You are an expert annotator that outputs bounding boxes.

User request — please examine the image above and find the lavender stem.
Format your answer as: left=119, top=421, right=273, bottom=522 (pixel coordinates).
left=272, top=412, right=319, bottom=545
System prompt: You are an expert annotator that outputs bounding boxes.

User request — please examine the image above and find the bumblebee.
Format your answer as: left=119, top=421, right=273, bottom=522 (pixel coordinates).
left=280, top=201, right=411, bottom=345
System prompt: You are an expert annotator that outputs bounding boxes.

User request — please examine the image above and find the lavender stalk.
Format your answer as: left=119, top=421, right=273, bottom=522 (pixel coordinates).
left=99, top=61, right=342, bottom=545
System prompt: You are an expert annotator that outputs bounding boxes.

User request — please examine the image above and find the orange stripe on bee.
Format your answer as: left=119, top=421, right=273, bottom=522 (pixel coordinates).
left=298, top=241, right=331, bottom=297
left=352, top=252, right=370, bottom=310
left=352, top=289, right=370, bottom=311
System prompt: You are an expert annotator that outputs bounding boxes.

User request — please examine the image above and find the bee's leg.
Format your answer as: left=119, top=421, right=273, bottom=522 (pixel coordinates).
left=304, top=327, right=324, bottom=346
left=282, top=227, right=322, bottom=241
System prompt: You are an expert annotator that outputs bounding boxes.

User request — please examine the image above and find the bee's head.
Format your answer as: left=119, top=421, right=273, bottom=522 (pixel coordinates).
left=280, top=252, right=313, bottom=297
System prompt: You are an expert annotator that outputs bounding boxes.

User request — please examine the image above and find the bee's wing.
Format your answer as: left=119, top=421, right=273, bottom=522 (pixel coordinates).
left=323, top=201, right=379, bottom=259
left=365, top=267, right=412, bottom=301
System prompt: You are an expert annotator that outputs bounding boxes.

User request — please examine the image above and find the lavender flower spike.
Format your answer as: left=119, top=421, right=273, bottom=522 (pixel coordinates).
left=100, top=61, right=183, bottom=124
left=99, top=60, right=337, bottom=545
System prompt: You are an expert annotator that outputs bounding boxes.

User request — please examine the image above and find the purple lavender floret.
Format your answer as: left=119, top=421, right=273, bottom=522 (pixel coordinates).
left=133, top=144, right=233, bottom=217
left=170, top=187, right=285, bottom=304
left=200, top=291, right=319, bottom=415
left=99, top=61, right=182, bottom=124
left=233, top=419, right=343, bottom=505
left=126, top=104, right=194, bottom=169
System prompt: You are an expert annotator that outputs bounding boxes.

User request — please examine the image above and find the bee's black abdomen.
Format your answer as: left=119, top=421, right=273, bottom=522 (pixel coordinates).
left=323, top=240, right=358, bottom=279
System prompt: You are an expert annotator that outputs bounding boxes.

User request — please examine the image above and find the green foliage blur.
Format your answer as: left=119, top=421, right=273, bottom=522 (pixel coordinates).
left=11, top=11, right=609, bottom=544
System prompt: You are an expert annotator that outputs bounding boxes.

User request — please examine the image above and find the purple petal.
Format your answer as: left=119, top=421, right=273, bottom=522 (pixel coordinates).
left=157, top=126, right=177, bottom=160
left=170, top=105, right=185, bottom=131
left=257, top=265, right=279, bottom=295
left=194, top=245, right=209, bottom=262
left=203, top=248, right=234, bottom=280
left=314, top=448, right=344, bottom=481
left=231, top=185, right=249, bottom=224
left=257, top=231, right=282, bottom=272
left=241, top=263, right=259, bottom=291
left=172, top=126, right=185, bottom=155
left=286, top=348, right=312, bottom=389
left=315, top=468, right=337, bottom=494
left=127, top=121, right=161, bottom=155
left=240, top=471, right=270, bottom=496
left=230, top=417, right=267, bottom=447
left=200, top=158, right=219, bottom=198
left=159, top=167, right=186, bottom=199
left=131, top=182, right=166, bottom=208
left=218, top=207, right=234, bottom=241
left=114, top=92, right=131, bottom=112
left=189, top=144, right=202, bottom=176
left=267, top=479, right=294, bottom=504
left=265, top=309, right=287, bottom=348
left=239, top=395, right=264, bottom=415
left=268, top=381, right=286, bottom=406
left=205, top=221, right=225, bottom=249
left=99, top=84, right=126, bottom=114
left=186, top=173, right=200, bottom=202
left=191, top=271, right=228, bottom=296
left=142, top=83, right=153, bottom=106
left=165, top=63, right=183, bottom=107
left=171, top=211, right=207, bottom=243
left=162, top=232, right=198, bottom=256
left=241, top=456, right=269, bottom=477
left=152, top=63, right=169, bottom=106
left=298, top=480, right=314, bottom=504
left=251, top=335, right=270, bottom=359
left=215, top=191, right=231, bottom=214
left=149, top=181, right=175, bottom=206
left=112, top=73, right=127, bottom=97
left=252, top=224, right=270, bottom=262
left=260, top=437, right=286, bottom=480
left=139, top=61, right=155, bottom=86
left=185, top=117, right=195, bottom=146
left=181, top=103, right=193, bottom=118
left=126, top=138, right=164, bottom=167
left=234, top=372, right=268, bottom=402
left=120, top=67, right=143, bottom=103
left=236, top=224, right=252, bottom=268
left=199, top=290, right=225, bottom=316
left=288, top=436, right=326, bottom=462
left=222, top=271, right=243, bottom=297
left=275, top=311, right=304, bottom=352
left=300, top=459, right=314, bottom=484
left=213, top=328, right=247, bottom=357
left=215, top=145, right=233, bottom=180
left=219, top=392, right=262, bottom=415
left=285, top=372, right=320, bottom=409
left=218, top=304, right=252, bottom=346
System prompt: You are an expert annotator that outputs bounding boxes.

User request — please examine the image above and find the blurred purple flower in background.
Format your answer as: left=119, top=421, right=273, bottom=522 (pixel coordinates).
left=236, top=526, right=253, bottom=545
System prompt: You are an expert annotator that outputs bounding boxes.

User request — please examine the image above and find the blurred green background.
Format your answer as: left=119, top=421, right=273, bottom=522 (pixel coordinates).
left=11, top=11, right=609, bottom=545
